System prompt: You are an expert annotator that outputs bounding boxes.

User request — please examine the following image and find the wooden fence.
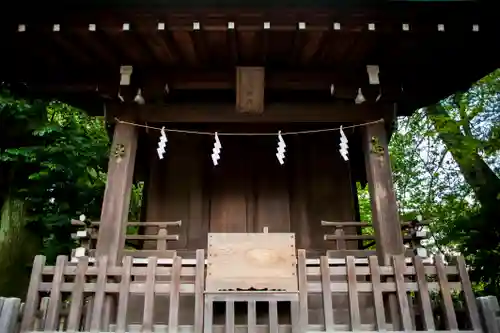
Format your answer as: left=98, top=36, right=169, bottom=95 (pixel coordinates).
left=19, top=250, right=483, bottom=333
left=0, top=297, right=23, bottom=333
left=477, top=296, right=500, bottom=333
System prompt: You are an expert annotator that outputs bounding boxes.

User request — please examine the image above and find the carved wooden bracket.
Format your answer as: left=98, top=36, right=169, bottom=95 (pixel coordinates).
left=236, top=66, right=265, bottom=113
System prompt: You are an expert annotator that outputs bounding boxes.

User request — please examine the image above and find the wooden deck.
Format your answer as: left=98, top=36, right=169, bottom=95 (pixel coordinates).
left=20, top=250, right=481, bottom=333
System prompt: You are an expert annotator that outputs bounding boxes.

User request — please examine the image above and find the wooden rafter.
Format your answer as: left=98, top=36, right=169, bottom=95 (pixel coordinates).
left=0, top=5, right=496, bottom=116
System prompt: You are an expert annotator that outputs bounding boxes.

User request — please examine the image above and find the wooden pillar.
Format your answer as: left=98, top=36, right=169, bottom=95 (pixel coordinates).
left=96, top=122, right=138, bottom=266
left=363, top=120, right=405, bottom=330
left=363, top=120, right=404, bottom=264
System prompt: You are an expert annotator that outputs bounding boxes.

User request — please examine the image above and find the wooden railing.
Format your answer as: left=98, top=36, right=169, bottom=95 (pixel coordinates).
left=71, top=220, right=181, bottom=260
left=0, top=297, right=23, bottom=333
left=21, top=250, right=203, bottom=333
left=477, top=296, right=500, bottom=333
left=322, top=220, right=428, bottom=256
left=20, top=250, right=482, bottom=333
left=71, top=219, right=428, bottom=262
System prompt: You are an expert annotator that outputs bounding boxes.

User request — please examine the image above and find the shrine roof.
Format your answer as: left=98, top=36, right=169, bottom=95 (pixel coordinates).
left=0, top=0, right=497, bottom=116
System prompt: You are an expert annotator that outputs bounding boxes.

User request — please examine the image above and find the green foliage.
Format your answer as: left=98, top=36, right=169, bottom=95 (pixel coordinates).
left=0, top=91, right=110, bottom=264
left=0, top=89, right=145, bottom=276
left=355, top=183, right=375, bottom=249
left=384, top=69, right=500, bottom=297
left=356, top=182, right=372, bottom=223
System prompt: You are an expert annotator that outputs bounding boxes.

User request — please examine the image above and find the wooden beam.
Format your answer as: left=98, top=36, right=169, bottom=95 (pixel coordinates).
left=236, top=66, right=265, bottom=113
left=5, top=67, right=382, bottom=91
left=17, top=66, right=377, bottom=86
left=96, top=122, right=138, bottom=265
left=107, top=102, right=392, bottom=123
left=362, top=120, right=404, bottom=265
left=2, top=66, right=401, bottom=104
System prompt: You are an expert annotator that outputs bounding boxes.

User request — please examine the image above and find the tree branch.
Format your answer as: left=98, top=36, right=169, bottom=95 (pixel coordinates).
left=425, top=103, right=500, bottom=206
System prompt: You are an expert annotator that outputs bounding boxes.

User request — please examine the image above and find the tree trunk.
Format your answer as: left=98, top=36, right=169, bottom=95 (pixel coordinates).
left=425, top=103, right=500, bottom=207
left=0, top=196, right=41, bottom=298
left=426, top=97, right=500, bottom=297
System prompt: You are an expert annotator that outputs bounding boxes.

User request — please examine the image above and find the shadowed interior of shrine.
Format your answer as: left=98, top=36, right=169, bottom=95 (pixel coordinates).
left=138, top=124, right=362, bottom=252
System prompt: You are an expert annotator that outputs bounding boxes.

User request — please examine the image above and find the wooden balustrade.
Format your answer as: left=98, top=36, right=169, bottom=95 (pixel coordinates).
left=20, top=249, right=481, bottom=333
left=477, top=296, right=500, bottom=333
left=71, top=220, right=181, bottom=260
left=0, top=297, right=23, bottom=333
left=21, top=250, right=204, bottom=333
left=71, top=219, right=427, bottom=262
left=322, top=220, right=429, bottom=257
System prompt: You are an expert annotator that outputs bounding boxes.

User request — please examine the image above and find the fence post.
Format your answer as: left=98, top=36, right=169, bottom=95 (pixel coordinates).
left=0, top=297, right=22, bottom=333
left=477, top=296, right=500, bottom=333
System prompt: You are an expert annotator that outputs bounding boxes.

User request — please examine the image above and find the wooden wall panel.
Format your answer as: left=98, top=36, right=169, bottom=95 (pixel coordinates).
left=143, top=138, right=166, bottom=250
left=288, top=134, right=356, bottom=251
left=306, top=133, right=356, bottom=250
left=185, top=136, right=209, bottom=249
left=144, top=130, right=357, bottom=251
left=253, top=138, right=291, bottom=233
left=145, top=134, right=199, bottom=250
left=161, top=135, right=191, bottom=250
left=289, top=136, right=311, bottom=249
left=208, top=138, right=251, bottom=233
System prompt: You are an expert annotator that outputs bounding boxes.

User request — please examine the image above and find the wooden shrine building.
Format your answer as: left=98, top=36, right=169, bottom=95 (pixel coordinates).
left=0, top=0, right=499, bottom=332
